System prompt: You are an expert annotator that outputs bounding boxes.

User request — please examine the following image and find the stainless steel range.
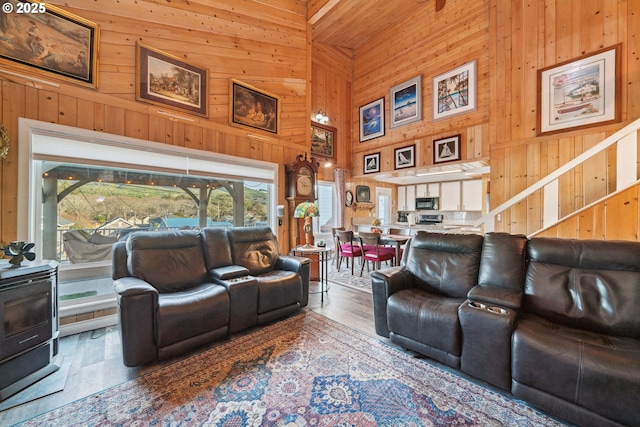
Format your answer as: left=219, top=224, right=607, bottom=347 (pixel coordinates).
left=416, top=214, right=443, bottom=225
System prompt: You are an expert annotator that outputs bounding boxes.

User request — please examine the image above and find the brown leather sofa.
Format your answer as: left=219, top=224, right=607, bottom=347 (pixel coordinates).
left=112, top=227, right=310, bottom=367
left=371, top=231, right=640, bottom=427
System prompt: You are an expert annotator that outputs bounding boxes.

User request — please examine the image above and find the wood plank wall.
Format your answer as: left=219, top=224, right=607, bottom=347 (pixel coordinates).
left=0, top=0, right=308, bottom=252
left=345, top=0, right=490, bottom=223
left=488, top=0, right=640, bottom=240
left=323, top=0, right=638, bottom=240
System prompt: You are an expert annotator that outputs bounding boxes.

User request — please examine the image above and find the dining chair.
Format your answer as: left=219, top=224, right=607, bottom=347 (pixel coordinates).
left=331, top=227, right=346, bottom=266
left=358, top=231, right=396, bottom=277
left=335, top=230, right=363, bottom=275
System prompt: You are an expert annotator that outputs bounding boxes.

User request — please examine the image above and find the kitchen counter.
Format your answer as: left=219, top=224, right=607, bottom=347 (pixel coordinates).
left=356, top=223, right=483, bottom=234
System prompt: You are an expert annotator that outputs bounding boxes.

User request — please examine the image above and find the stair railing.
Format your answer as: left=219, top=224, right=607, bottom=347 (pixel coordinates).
left=475, top=118, right=640, bottom=234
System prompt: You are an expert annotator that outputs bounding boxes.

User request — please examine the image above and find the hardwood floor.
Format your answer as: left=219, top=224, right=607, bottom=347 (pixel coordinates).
left=0, top=281, right=381, bottom=425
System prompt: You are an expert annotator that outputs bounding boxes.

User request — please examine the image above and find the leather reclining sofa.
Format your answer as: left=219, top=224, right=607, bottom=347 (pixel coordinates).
left=371, top=231, right=640, bottom=427
left=112, top=226, right=310, bottom=367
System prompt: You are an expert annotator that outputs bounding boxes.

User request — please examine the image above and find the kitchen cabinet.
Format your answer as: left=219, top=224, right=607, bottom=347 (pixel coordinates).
left=462, top=180, right=483, bottom=211
left=397, top=185, right=416, bottom=211
left=440, top=181, right=461, bottom=211
left=416, top=183, right=440, bottom=197
left=440, top=180, right=483, bottom=211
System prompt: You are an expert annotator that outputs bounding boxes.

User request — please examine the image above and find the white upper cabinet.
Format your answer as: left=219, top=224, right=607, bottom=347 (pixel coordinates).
left=440, top=181, right=461, bottom=211
left=462, top=180, right=483, bottom=211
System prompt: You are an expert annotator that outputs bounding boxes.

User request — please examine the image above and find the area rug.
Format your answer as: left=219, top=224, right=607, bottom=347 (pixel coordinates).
left=15, top=311, right=567, bottom=426
left=327, top=258, right=377, bottom=293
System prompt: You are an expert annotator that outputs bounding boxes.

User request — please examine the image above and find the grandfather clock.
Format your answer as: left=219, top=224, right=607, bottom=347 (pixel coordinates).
left=286, top=154, right=319, bottom=277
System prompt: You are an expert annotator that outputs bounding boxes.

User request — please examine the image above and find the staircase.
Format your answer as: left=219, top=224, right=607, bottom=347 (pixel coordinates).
left=475, top=118, right=640, bottom=238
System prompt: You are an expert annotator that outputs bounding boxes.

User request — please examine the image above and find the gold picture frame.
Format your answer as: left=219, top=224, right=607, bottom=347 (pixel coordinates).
left=0, top=1, right=100, bottom=88
left=230, top=79, right=280, bottom=134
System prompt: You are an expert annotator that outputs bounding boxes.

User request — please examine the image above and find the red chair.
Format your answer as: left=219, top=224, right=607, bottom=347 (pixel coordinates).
left=336, top=230, right=362, bottom=275
left=358, top=231, right=396, bottom=277
left=331, top=227, right=346, bottom=266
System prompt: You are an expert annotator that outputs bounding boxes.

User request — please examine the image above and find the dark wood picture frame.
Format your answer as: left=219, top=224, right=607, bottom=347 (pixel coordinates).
left=537, top=44, right=621, bottom=136
left=433, top=134, right=461, bottom=164
left=230, top=79, right=280, bottom=134
left=394, top=144, right=416, bottom=170
left=0, top=1, right=100, bottom=88
left=136, top=42, right=209, bottom=118
left=364, top=152, right=380, bottom=174
left=310, top=121, right=336, bottom=160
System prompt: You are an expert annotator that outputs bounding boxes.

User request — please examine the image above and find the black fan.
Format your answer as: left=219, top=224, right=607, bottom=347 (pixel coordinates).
left=3, top=242, right=36, bottom=267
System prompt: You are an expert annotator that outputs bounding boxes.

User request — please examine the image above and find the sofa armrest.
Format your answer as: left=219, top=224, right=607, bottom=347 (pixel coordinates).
left=467, top=285, right=522, bottom=310
left=276, top=255, right=311, bottom=307
left=208, top=265, right=250, bottom=280
left=113, top=277, right=159, bottom=367
left=370, top=266, right=413, bottom=337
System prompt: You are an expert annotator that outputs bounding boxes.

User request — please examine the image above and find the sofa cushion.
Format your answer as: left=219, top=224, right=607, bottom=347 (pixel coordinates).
left=254, top=270, right=302, bottom=314
left=126, top=230, right=208, bottom=293
left=156, top=283, right=230, bottom=347
left=387, top=288, right=464, bottom=356
left=478, top=232, right=527, bottom=290
left=201, top=227, right=234, bottom=270
left=228, top=227, right=279, bottom=275
left=526, top=237, right=640, bottom=337
left=404, top=232, right=483, bottom=298
left=512, top=313, right=640, bottom=426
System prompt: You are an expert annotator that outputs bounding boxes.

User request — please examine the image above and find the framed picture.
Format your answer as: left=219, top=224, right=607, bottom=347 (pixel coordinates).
left=433, top=134, right=461, bottom=164
left=359, top=97, right=385, bottom=142
left=136, top=43, right=209, bottom=117
left=363, top=152, right=381, bottom=174
left=310, top=122, right=336, bottom=160
left=230, top=79, right=279, bottom=134
left=390, top=75, right=422, bottom=128
left=394, top=145, right=416, bottom=170
left=356, top=185, right=371, bottom=203
left=433, top=60, right=477, bottom=121
left=537, top=45, right=621, bottom=136
left=0, top=1, right=100, bottom=88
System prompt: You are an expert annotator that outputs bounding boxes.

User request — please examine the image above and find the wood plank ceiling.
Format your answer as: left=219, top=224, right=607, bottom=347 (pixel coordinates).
left=307, top=0, right=434, bottom=50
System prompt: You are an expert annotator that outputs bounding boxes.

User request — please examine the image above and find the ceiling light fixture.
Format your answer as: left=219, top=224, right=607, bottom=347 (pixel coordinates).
left=415, top=169, right=463, bottom=177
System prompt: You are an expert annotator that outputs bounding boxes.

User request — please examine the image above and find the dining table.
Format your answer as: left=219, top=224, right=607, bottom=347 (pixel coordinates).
left=353, top=232, right=412, bottom=267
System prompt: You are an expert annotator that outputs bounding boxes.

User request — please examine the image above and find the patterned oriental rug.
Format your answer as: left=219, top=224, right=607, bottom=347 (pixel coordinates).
left=17, top=311, right=567, bottom=427
left=327, top=257, right=377, bottom=293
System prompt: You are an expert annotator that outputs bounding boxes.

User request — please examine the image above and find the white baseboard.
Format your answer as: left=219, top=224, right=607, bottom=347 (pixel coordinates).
left=59, top=314, right=118, bottom=337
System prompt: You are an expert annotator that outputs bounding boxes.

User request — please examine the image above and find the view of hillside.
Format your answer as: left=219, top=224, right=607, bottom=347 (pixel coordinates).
left=56, top=180, right=269, bottom=230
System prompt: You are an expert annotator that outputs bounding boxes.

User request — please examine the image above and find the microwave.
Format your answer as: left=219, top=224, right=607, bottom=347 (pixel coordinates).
left=416, top=197, right=439, bottom=210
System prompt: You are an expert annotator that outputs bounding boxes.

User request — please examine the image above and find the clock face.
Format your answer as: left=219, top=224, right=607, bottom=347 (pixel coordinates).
left=297, top=175, right=313, bottom=195
left=345, top=190, right=354, bottom=206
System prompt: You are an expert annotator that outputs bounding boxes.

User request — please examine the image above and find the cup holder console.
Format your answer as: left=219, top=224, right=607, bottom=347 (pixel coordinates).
left=468, top=300, right=508, bottom=315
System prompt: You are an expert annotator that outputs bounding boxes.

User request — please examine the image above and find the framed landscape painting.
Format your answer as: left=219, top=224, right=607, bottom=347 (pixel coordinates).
left=390, top=75, right=422, bottom=128
left=230, top=79, right=279, bottom=134
left=394, top=145, right=416, bottom=170
left=363, top=152, right=380, bottom=174
left=310, top=122, right=336, bottom=160
left=359, top=98, right=385, bottom=142
left=433, top=135, right=461, bottom=164
left=433, top=60, right=477, bottom=121
left=537, top=45, right=620, bottom=136
left=137, top=43, right=209, bottom=117
left=0, top=2, right=100, bottom=88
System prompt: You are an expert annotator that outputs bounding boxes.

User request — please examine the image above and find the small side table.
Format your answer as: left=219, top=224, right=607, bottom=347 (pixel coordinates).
left=290, top=246, right=331, bottom=302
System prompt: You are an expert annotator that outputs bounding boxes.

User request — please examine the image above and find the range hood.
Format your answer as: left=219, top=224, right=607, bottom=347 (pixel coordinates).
left=372, top=160, right=490, bottom=185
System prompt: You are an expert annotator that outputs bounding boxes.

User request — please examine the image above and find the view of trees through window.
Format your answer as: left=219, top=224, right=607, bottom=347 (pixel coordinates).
left=47, top=164, right=269, bottom=264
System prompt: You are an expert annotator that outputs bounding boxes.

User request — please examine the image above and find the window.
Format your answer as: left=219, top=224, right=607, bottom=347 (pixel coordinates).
left=18, top=119, right=279, bottom=315
left=315, top=182, right=336, bottom=237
